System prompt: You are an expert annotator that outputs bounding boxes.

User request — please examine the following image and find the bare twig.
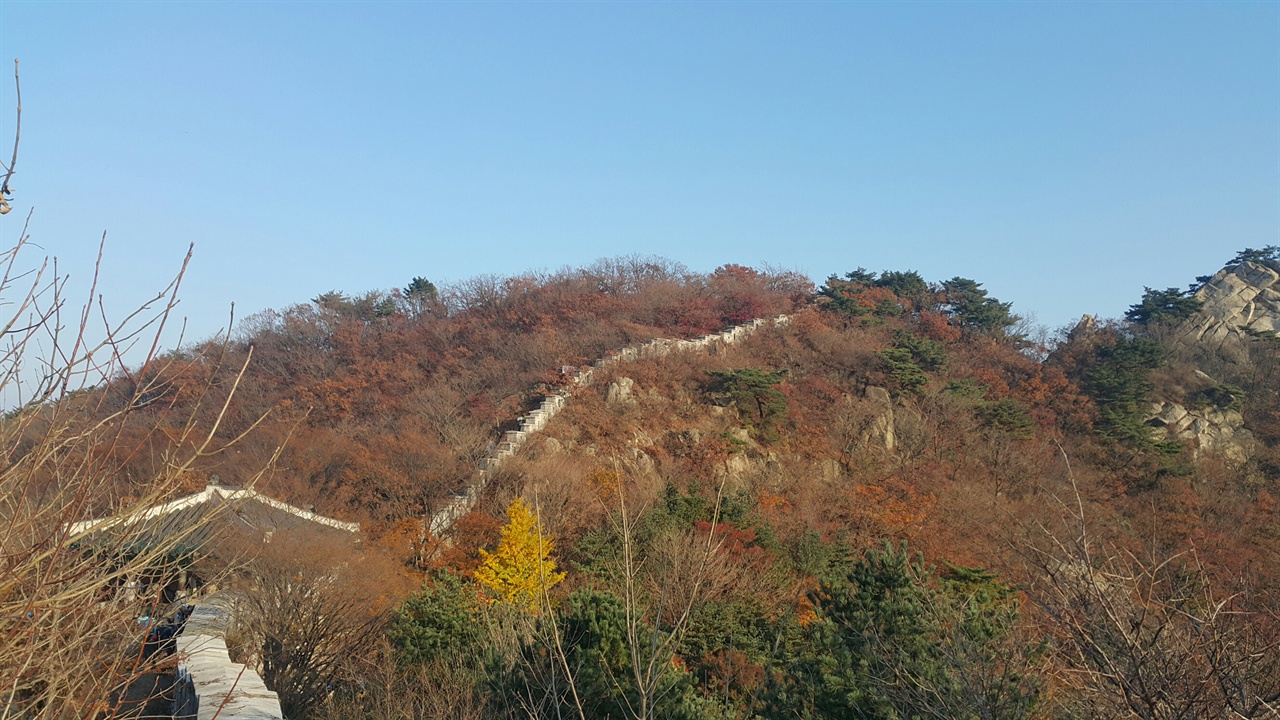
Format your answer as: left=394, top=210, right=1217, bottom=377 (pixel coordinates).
left=0, top=58, right=20, bottom=215
left=0, top=237, right=273, bottom=718
left=533, top=489, right=587, bottom=720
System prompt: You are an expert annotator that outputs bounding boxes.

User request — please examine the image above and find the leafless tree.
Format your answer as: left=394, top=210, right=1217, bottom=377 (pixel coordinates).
left=313, top=643, right=488, bottom=720
left=1, top=61, right=263, bottom=717
left=0, top=59, right=18, bottom=216
left=409, top=381, right=493, bottom=465
left=0, top=233, right=259, bottom=718
left=224, top=530, right=390, bottom=719
left=595, top=462, right=730, bottom=720
left=1018, top=447, right=1280, bottom=719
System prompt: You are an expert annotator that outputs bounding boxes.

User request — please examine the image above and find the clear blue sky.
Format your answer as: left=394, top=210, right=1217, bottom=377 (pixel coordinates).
left=1, top=1, right=1276, bottom=347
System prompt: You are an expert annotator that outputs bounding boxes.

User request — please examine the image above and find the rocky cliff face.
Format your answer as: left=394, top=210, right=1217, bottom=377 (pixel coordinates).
left=1145, top=400, right=1256, bottom=463
left=1174, top=260, right=1280, bottom=357
left=1142, top=259, right=1280, bottom=462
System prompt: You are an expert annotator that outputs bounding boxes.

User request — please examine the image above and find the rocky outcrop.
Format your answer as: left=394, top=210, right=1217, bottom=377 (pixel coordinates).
left=1175, top=261, right=1280, bottom=357
left=607, top=377, right=636, bottom=406
left=1068, top=314, right=1098, bottom=341
left=1146, top=260, right=1277, bottom=462
left=864, top=386, right=896, bottom=452
left=1145, top=401, right=1256, bottom=463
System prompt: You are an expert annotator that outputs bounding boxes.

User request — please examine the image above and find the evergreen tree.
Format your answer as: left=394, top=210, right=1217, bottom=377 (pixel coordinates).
left=879, top=330, right=948, bottom=394
left=819, top=269, right=877, bottom=316
left=404, top=276, right=439, bottom=303
left=402, top=275, right=442, bottom=318
left=940, top=277, right=1018, bottom=334
left=843, top=268, right=879, bottom=287
left=1085, top=336, right=1177, bottom=450
left=821, top=268, right=930, bottom=318
left=1228, top=245, right=1280, bottom=268
left=874, top=270, right=930, bottom=309
left=1125, top=287, right=1203, bottom=326
left=706, top=369, right=789, bottom=441
left=389, top=570, right=482, bottom=665
left=556, top=589, right=634, bottom=718
left=770, top=544, right=1040, bottom=720
left=977, top=398, right=1036, bottom=438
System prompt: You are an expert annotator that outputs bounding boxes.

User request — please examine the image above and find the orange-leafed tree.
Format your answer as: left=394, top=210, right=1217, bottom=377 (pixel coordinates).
left=475, top=498, right=564, bottom=611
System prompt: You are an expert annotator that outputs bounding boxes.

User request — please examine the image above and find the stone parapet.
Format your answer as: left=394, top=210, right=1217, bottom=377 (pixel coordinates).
left=174, top=597, right=282, bottom=720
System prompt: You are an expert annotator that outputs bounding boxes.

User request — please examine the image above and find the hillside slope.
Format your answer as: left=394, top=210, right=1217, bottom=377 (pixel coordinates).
left=19, top=253, right=1280, bottom=719
left=398, top=259, right=1279, bottom=719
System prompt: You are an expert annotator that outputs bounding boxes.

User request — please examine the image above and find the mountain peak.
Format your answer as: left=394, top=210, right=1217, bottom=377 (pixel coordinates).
left=1175, top=260, right=1280, bottom=354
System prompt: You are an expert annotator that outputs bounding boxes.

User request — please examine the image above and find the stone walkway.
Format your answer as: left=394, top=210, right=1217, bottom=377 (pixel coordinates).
left=174, top=596, right=282, bottom=720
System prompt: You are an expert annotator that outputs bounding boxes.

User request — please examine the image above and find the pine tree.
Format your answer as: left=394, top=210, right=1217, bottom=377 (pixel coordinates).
left=475, top=498, right=565, bottom=611
left=1124, top=286, right=1203, bottom=326
left=389, top=570, right=482, bottom=665
left=706, top=368, right=789, bottom=442
left=940, top=277, right=1018, bottom=333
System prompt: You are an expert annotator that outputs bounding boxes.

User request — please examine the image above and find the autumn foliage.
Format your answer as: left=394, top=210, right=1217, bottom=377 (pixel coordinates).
left=475, top=498, right=565, bottom=611
left=42, top=254, right=1280, bottom=718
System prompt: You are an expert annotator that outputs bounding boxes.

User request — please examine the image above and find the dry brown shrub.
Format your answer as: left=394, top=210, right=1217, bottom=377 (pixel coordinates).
left=223, top=529, right=408, bottom=719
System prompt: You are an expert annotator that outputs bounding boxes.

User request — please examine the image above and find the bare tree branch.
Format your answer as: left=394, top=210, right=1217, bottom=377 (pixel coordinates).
left=0, top=59, right=20, bottom=215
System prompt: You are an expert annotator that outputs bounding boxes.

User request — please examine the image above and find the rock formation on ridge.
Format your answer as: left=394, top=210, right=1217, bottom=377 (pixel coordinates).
left=1174, top=260, right=1280, bottom=358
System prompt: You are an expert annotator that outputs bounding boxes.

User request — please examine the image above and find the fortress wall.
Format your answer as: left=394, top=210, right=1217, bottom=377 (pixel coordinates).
left=429, top=315, right=791, bottom=535
left=174, top=597, right=283, bottom=720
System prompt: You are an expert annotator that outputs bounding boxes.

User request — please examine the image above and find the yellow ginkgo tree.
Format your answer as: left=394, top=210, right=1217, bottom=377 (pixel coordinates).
left=475, top=497, right=565, bottom=611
